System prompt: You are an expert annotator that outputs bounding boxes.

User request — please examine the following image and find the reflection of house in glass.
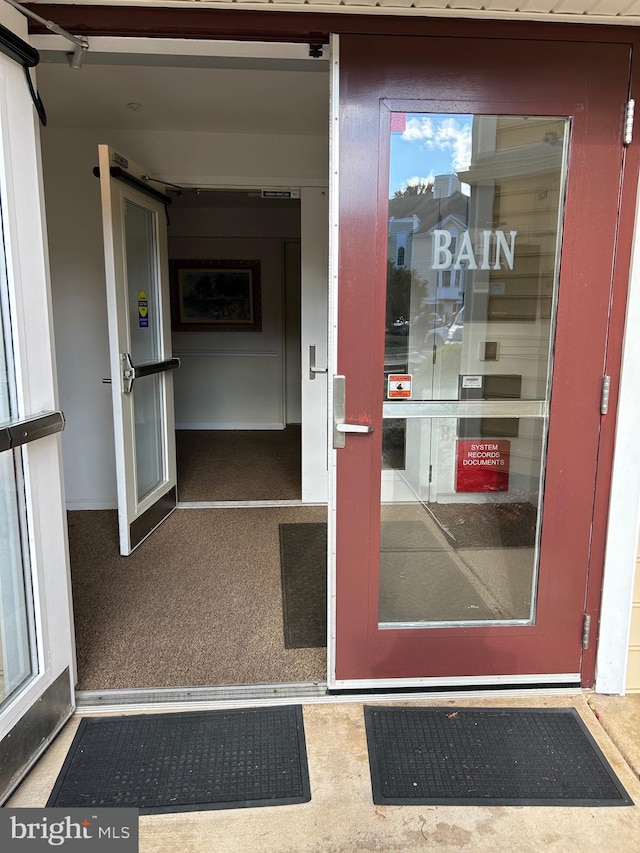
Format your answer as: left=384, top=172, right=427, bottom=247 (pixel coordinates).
left=388, top=174, right=469, bottom=322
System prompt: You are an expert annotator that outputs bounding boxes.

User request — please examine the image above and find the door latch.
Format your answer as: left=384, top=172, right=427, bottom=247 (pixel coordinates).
left=121, top=352, right=136, bottom=394
left=333, top=375, right=374, bottom=448
left=309, top=345, right=328, bottom=381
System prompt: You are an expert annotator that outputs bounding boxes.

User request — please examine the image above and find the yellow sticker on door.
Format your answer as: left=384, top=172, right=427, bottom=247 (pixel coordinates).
left=388, top=374, right=412, bottom=399
left=138, top=290, right=148, bottom=328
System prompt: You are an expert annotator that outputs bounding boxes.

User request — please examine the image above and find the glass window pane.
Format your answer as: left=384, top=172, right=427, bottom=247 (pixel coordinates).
left=0, top=198, right=36, bottom=704
left=380, top=416, right=541, bottom=626
left=125, top=200, right=161, bottom=365
left=134, top=372, right=165, bottom=502
left=381, top=113, right=568, bottom=627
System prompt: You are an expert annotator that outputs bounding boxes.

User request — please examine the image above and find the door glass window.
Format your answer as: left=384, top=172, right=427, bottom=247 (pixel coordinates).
left=125, top=199, right=161, bottom=365
left=0, top=197, right=36, bottom=703
left=381, top=113, right=569, bottom=627
left=124, top=199, right=166, bottom=501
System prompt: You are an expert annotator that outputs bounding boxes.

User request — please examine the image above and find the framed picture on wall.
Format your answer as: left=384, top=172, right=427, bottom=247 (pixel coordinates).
left=169, top=259, right=262, bottom=332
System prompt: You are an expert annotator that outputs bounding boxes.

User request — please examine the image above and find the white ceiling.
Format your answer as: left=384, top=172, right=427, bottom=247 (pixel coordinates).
left=36, top=55, right=330, bottom=135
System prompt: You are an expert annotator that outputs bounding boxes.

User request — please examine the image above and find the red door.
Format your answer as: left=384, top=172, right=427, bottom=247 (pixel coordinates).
left=332, top=34, right=631, bottom=687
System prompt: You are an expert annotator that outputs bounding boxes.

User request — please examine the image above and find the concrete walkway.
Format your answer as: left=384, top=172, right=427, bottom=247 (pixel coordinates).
left=8, top=693, right=640, bottom=852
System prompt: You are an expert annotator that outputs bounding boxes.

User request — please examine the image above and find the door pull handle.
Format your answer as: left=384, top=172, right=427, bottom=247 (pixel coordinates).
left=336, top=423, right=374, bottom=434
left=333, top=375, right=374, bottom=448
left=309, top=345, right=328, bottom=380
left=120, top=353, right=181, bottom=393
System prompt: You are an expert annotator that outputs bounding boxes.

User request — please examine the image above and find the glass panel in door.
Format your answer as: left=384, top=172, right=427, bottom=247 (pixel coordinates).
left=381, top=113, right=568, bottom=628
left=124, top=199, right=166, bottom=502
left=0, top=205, right=35, bottom=707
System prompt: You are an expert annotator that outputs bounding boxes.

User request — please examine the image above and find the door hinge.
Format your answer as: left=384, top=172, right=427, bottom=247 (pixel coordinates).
left=428, top=464, right=433, bottom=484
left=601, top=375, right=611, bottom=415
left=624, top=98, right=635, bottom=145
left=582, top=613, right=592, bottom=650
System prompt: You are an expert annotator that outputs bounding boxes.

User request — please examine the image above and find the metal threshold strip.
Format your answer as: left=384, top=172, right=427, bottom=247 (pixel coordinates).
left=75, top=681, right=582, bottom=714
left=76, top=682, right=327, bottom=711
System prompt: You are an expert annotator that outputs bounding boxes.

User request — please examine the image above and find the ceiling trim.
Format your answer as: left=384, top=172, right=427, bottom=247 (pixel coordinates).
left=22, top=0, right=640, bottom=29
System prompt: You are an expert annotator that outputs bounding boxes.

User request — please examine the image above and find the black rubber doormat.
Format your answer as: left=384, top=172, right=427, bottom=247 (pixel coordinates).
left=365, top=706, right=633, bottom=807
left=279, top=522, right=327, bottom=648
left=47, top=707, right=311, bottom=814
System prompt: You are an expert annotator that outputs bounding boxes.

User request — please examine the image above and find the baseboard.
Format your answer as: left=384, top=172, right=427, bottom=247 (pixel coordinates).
left=66, top=499, right=118, bottom=510
left=175, top=423, right=285, bottom=430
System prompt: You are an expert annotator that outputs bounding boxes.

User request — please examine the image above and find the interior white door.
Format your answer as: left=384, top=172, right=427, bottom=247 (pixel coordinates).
left=0, top=6, right=75, bottom=802
left=97, top=145, right=179, bottom=555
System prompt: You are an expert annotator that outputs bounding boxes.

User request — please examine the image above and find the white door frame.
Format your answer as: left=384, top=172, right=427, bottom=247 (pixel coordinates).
left=0, top=5, right=75, bottom=802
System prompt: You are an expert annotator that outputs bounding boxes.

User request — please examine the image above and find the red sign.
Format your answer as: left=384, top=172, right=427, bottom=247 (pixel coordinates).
left=387, top=374, right=412, bottom=398
left=390, top=113, right=407, bottom=132
left=455, top=440, right=510, bottom=492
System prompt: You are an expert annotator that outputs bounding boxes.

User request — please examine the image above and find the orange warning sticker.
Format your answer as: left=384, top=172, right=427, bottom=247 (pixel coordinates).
left=387, top=374, right=412, bottom=399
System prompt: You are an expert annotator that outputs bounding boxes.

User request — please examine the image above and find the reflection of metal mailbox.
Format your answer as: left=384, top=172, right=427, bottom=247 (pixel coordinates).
left=456, top=439, right=510, bottom=492
left=458, top=374, right=521, bottom=439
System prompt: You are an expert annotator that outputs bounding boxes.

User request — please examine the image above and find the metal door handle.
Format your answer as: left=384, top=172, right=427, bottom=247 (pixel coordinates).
left=309, top=345, right=328, bottom=380
left=333, top=375, right=374, bottom=448
left=336, top=423, right=373, bottom=434
left=121, top=353, right=181, bottom=393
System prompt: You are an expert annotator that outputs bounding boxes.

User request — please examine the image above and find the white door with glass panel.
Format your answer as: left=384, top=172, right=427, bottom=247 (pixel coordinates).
left=0, top=6, right=75, bottom=803
left=97, top=146, right=179, bottom=556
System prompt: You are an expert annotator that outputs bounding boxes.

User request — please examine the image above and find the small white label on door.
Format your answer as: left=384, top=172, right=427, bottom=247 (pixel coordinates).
left=388, top=374, right=412, bottom=399
left=462, top=375, right=483, bottom=389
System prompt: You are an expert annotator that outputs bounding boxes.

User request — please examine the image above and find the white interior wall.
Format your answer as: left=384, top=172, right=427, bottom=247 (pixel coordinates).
left=41, top=126, right=326, bottom=507
left=169, top=210, right=300, bottom=428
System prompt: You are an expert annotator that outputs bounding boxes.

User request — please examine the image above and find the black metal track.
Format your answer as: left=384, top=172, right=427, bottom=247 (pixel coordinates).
left=92, top=165, right=172, bottom=206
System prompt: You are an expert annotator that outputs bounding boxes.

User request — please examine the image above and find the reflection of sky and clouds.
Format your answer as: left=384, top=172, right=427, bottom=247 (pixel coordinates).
left=390, top=114, right=473, bottom=197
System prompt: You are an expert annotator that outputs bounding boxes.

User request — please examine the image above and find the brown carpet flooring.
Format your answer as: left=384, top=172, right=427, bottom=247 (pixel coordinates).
left=176, top=427, right=301, bottom=502
left=69, top=506, right=327, bottom=691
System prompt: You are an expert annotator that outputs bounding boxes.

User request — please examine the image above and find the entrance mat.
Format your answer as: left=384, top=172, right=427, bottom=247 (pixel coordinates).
left=427, top=502, right=537, bottom=549
left=47, top=707, right=311, bottom=814
left=279, top=523, right=327, bottom=648
left=364, top=706, right=633, bottom=807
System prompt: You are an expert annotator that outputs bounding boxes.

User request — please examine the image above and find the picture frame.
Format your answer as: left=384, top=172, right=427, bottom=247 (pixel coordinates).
left=169, top=259, right=262, bottom=332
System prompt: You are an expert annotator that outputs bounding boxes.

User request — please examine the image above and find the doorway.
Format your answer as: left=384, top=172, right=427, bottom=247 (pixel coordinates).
left=167, top=188, right=304, bottom=504
left=36, top=41, right=331, bottom=693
